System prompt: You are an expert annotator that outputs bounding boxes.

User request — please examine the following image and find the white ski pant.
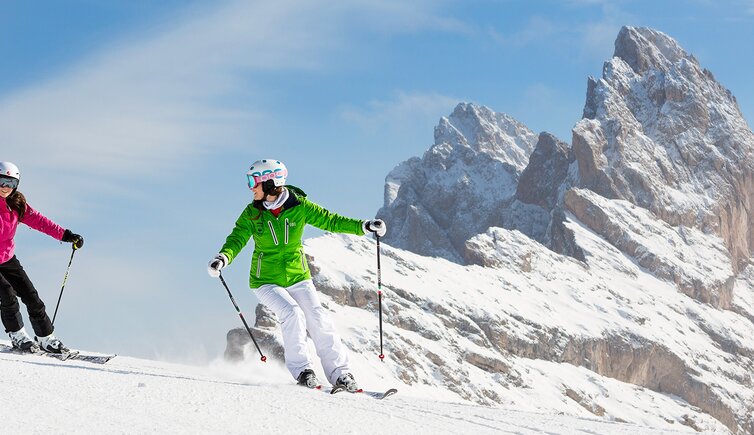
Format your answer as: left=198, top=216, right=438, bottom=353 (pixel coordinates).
left=255, top=279, right=350, bottom=384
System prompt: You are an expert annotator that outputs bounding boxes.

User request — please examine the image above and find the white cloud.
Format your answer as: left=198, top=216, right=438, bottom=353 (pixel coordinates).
left=484, top=1, right=631, bottom=63
left=580, top=20, right=623, bottom=58
left=0, top=0, right=460, bottom=205
left=488, top=16, right=562, bottom=47
left=339, top=91, right=459, bottom=133
left=344, top=0, right=470, bottom=34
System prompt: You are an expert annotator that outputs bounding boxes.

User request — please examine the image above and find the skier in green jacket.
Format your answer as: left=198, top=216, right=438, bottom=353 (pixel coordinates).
left=208, top=159, right=386, bottom=392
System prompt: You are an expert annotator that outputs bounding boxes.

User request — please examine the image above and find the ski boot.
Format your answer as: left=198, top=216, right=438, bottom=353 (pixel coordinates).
left=296, top=369, right=319, bottom=389
left=36, top=333, right=69, bottom=354
left=9, top=327, right=39, bottom=352
left=335, top=372, right=360, bottom=393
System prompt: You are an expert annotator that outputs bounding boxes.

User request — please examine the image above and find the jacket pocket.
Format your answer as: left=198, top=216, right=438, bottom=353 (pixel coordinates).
left=256, top=252, right=264, bottom=278
left=267, top=221, right=279, bottom=245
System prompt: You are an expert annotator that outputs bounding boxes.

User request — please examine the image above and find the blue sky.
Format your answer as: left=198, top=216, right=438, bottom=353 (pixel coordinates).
left=2, top=0, right=753, bottom=362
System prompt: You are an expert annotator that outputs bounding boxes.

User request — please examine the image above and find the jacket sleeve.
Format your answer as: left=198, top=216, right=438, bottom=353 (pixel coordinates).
left=219, top=205, right=255, bottom=265
left=20, top=204, right=66, bottom=241
left=302, top=198, right=365, bottom=235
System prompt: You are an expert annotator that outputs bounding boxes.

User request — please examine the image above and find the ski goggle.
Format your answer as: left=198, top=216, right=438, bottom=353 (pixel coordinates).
left=246, top=168, right=287, bottom=190
left=247, top=174, right=261, bottom=190
left=0, top=176, right=18, bottom=189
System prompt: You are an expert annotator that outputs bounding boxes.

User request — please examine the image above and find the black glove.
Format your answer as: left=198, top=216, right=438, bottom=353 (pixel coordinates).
left=62, top=229, right=84, bottom=250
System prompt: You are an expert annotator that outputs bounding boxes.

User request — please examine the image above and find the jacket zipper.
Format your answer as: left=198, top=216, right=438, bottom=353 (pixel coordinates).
left=256, top=252, right=264, bottom=278
left=267, top=221, right=279, bottom=245
left=284, top=218, right=289, bottom=245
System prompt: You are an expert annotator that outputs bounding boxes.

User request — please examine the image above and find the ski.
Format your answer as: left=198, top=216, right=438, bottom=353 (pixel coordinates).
left=361, top=388, right=398, bottom=400
left=329, top=385, right=348, bottom=395
left=0, top=344, right=115, bottom=364
left=68, top=353, right=117, bottom=364
left=323, top=385, right=397, bottom=399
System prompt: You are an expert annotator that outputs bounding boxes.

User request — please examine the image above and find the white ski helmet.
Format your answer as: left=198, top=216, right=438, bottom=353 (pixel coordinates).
left=0, top=162, right=20, bottom=180
left=246, top=159, right=288, bottom=189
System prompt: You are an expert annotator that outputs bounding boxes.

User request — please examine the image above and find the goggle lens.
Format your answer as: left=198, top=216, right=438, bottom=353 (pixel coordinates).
left=0, top=177, right=18, bottom=189
left=247, top=174, right=260, bottom=190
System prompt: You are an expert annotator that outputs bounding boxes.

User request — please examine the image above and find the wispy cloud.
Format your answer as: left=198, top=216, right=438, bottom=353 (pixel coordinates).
left=344, top=0, right=470, bottom=34
left=562, top=0, right=617, bottom=6
left=485, top=3, right=628, bottom=62
left=0, top=0, right=459, bottom=207
left=580, top=19, right=623, bottom=59
left=487, top=16, right=561, bottom=47
left=340, top=91, right=459, bottom=132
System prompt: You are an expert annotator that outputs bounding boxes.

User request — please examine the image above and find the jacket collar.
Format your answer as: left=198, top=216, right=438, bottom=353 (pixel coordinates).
left=282, top=189, right=301, bottom=210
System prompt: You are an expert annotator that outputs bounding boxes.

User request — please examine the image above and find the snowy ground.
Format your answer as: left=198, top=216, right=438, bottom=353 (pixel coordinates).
left=0, top=340, right=694, bottom=435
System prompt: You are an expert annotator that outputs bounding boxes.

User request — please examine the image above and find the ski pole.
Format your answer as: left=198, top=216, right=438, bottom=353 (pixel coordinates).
left=218, top=272, right=267, bottom=362
left=377, top=235, right=385, bottom=361
left=52, top=244, right=78, bottom=326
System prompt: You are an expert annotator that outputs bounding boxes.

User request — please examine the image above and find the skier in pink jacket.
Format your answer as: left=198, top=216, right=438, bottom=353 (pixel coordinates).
left=0, top=162, right=83, bottom=354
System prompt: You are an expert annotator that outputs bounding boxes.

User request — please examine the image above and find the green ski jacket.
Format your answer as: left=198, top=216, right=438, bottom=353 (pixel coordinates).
left=220, top=186, right=365, bottom=288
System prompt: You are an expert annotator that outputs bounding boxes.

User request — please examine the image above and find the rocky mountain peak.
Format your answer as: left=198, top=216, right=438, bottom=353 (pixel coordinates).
left=435, top=102, right=537, bottom=171
left=614, top=26, right=696, bottom=75
left=377, top=103, right=538, bottom=263
left=575, top=26, right=754, bottom=270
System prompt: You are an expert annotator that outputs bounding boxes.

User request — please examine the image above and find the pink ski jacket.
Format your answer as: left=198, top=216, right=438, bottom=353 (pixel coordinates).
left=0, top=196, right=65, bottom=264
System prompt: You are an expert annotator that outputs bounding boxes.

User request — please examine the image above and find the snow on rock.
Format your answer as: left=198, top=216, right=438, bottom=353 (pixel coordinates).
left=574, top=26, right=754, bottom=271
left=377, top=102, right=538, bottom=263
left=563, top=188, right=735, bottom=308
left=732, top=264, right=754, bottom=324
left=295, top=233, right=753, bottom=433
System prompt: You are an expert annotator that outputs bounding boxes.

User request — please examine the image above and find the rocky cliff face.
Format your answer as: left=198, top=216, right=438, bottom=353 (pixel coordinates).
left=574, top=26, right=754, bottom=271
left=376, top=102, right=538, bottom=263
left=302, top=231, right=750, bottom=433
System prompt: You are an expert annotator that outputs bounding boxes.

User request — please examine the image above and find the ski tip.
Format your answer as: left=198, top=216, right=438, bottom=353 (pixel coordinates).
left=379, top=388, right=398, bottom=399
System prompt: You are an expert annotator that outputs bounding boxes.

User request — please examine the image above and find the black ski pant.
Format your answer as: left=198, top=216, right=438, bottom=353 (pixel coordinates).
left=0, top=256, right=54, bottom=337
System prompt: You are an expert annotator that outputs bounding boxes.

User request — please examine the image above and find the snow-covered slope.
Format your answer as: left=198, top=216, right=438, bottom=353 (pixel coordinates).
left=0, top=341, right=693, bottom=435
left=296, top=225, right=751, bottom=433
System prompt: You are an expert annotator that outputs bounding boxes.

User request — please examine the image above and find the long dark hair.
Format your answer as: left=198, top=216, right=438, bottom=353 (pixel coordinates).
left=252, top=181, right=285, bottom=211
left=6, top=190, right=27, bottom=220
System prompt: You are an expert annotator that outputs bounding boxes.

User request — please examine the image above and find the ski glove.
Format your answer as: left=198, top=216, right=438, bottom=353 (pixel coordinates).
left=362, top=219, right=387, bottom=237
left=62, top=230, right=84, bottom=250
left=207, top=254, right=228, bottom=278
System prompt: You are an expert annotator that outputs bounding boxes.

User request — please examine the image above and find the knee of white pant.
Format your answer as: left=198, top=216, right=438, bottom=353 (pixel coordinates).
left=279, top=305, right=306, bottom=325
left=305, top=307, right=338, bottom=336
